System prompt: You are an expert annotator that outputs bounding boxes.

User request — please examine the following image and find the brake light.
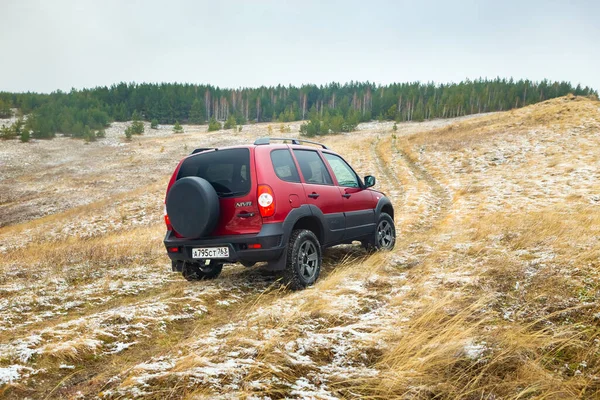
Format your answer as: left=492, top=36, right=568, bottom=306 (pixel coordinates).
left=257, top=184, right=275, bottom=217
left=164, top=204, right=172, bottom=230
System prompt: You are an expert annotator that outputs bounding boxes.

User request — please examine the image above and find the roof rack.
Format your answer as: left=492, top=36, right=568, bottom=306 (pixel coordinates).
left=190, top=147, right=215, bottom=155
left=254, top=137, right=329, bottom=149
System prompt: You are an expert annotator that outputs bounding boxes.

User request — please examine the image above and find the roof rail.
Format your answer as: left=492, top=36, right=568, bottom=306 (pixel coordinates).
left=190, top=147, right=215, bottom=155
left=254, top=137, right=329, bottom=149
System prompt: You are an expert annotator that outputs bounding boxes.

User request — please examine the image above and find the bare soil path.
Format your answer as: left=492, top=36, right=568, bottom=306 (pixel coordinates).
left=3, top=100, right=596, bottom=399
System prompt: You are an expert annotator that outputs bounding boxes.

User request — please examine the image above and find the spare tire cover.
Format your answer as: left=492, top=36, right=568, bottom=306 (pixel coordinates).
left=166, top=176, right=219, bottom=238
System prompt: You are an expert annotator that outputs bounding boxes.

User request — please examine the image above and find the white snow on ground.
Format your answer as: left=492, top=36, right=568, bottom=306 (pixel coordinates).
left=463, top=340, right=488, bottom=360
left=109, top=257, right=419, bottom=398
left=0, top=364, right=39, bottom=385
left=2, top=102, right=599, bottom=397
left=0, top=365, right=23, bottom=385
left=0, top=296, right=207, bottom=365
left=87, top=114, right=496, bottom=398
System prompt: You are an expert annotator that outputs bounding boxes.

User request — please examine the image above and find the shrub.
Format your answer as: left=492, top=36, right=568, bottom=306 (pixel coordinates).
left=341, top=120, right=357, bottom=132
left=124, top=126, right=133, bottom=140
left=173, top=121, right=183, bottom=133
left=223, top=115, right=236, bottom=130
left=208, top=118, right=221, bottom=132
left=150, top=119, right=159, bottom=129
left=278, top=124, right=292, bottom=133
left=0, top=124, right=14, bottom=139
left=96, top=129, right=106, bottom=138
left=20, top=130, right=30, bottom=142
left=235, top=114, right=247, bottom=125
left=299, top=120, right=319, bottom=137
left=0, top=118, right=26, bottom=139
left=130, top=120, right=144, bottom=135
left=83, top=126, right=96, bottom=142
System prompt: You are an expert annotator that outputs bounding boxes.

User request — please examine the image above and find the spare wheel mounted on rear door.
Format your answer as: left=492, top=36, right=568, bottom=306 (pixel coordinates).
left=166, top=176, right=220, bottom=238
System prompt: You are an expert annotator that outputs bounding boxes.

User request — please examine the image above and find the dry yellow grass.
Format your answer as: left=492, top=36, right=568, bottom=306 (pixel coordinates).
left=1, top=97, right=599, bottom=398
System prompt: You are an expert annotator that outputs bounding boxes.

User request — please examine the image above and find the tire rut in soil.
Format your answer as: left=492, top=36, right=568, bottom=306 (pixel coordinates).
left=369, top=135, right=450, bottom=233
left=370, top=138, right=405, bottom=202
left=392, top=143, right=451, bottom=231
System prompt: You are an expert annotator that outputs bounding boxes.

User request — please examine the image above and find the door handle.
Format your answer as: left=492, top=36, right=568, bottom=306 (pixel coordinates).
left=308, top=193, right=320, bottom=199
left=342, top=193, right=351, bottom=199
left=237, top=211, right=255, bottom=218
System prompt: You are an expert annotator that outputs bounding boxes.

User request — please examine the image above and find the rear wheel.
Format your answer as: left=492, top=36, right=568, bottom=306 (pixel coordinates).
left=182, top=261, right=223, bottom=281
left=240, top=260, right=256, bottom=268
left=284, top=229, right=322, bottom=290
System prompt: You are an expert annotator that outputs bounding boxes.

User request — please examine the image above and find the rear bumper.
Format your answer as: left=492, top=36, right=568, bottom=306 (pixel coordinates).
left=164, top=223, right=285, bottom=263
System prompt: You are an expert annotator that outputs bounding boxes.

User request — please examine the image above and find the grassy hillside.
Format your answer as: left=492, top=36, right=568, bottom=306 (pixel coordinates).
left=0, top=96, right=599, bottom=398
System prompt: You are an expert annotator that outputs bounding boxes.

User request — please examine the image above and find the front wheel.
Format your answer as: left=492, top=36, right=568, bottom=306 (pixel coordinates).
left=284, top=229, right=322, bottom=290
left=366, top=213, right=396, bottom=251
left=182, top=261, right=223, bottom=281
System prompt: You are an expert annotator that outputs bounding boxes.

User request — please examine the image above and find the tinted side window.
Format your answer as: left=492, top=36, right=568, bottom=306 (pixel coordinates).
left=323, top=153, right=360, bottom=188
left=271, top=149, right=300, bottom=183
left=177, top=148, right=250, bottom=197
left=293, top=150, right=333, bottom=185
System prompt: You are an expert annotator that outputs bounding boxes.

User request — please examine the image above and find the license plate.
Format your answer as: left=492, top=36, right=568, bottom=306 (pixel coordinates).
left=192, top=247, right=229, bottom=259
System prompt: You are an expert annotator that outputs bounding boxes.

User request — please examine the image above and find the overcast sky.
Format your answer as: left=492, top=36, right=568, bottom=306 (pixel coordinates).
left=0, top=0, right=598, bottom=93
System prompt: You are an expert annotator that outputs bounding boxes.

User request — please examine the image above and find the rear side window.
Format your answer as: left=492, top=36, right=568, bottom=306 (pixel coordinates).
left=293, top=150, right=333, bottom=185
left=271, top=149, right=300, bottom=183
left=177, top=148, right=251, bottom=197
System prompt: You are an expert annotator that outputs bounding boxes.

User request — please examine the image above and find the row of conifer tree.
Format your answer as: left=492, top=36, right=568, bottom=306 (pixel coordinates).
left=0, top=78, right=596, bottom=139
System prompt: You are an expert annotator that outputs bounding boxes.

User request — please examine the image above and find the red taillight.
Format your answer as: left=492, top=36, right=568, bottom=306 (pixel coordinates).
left=247, top=243, right=262, bottom=249
left=164, top=205, right=173, bottom=230
left=164, top=205, right=183, bottom=238
left=167, top=247, right=179, bottom=253
left=257, top=184, right=275, bottom=217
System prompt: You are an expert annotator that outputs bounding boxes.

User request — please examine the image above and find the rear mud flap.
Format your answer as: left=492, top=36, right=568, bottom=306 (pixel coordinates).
left=172, top=260, right=184, bottom=272
left=266, top=252, right=287, bottom=271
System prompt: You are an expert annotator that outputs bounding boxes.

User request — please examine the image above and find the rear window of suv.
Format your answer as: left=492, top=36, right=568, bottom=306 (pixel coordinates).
left=177, top=148, right=251, bottom=197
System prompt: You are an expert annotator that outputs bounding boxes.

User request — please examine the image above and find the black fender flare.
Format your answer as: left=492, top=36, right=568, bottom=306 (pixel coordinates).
left=281, top=204, right=326, bottom=245
left=375, top=196, right=394, bottom=220
left=267, top=204, right=326, bottom=271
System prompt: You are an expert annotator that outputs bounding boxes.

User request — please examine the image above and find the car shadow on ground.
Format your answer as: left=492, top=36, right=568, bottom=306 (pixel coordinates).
left=213, top=243, right=371, bottom=290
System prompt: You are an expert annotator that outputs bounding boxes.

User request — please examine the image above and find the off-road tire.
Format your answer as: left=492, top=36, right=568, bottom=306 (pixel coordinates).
left=364, top=213, right=396, bottom=251
left=182, top=261, right=223, bottom=281
left=283, top=229, right=322, bottom=290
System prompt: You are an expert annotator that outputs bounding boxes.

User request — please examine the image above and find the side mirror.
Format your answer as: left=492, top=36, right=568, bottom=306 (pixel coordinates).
left=364, top=175, right=376, bottom=188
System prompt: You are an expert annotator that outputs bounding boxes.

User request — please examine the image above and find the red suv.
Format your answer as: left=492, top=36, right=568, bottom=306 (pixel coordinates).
left=164, top=138, right=395, bottom=289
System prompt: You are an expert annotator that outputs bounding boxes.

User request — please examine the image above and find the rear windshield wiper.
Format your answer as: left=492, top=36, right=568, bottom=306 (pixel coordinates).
left=216, top=191, right=247, bottom=198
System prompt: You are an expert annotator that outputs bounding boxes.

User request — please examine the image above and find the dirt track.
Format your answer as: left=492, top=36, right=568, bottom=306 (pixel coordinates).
left=1, top=98, right=599, bottom=398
